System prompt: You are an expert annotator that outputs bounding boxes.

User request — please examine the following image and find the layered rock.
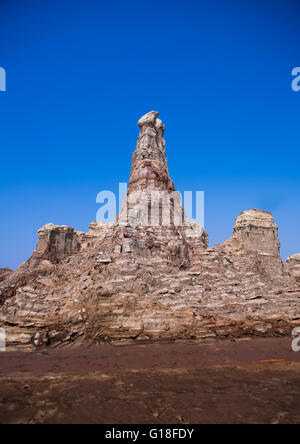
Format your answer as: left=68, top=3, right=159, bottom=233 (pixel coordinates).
left=287, top=254, right=300, bottom=282
left=0, top=111, right=299, bottom=350
left=118, top=111, right=208, bottom=267
left=20, top=224, right=82, bottom=272
left=120, top=112, right=207, bottom=238
left=0, top=268, right=12, bottom=283
left=222, top=210, right=280, bottom=256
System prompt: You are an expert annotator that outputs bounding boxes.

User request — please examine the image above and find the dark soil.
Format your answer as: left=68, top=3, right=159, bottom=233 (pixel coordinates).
left=0, top=338, right=300, bottom=424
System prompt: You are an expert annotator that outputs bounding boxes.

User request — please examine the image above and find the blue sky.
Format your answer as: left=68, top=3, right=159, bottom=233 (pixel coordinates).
left=0, top=0, right=300, bottom=269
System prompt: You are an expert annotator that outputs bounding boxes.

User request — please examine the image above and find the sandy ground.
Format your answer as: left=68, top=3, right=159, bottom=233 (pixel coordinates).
left=0, top=338, right=300, bottom=424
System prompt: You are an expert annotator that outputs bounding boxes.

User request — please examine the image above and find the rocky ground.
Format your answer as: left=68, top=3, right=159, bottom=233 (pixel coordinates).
left=0, top=338, right=300, bottom=424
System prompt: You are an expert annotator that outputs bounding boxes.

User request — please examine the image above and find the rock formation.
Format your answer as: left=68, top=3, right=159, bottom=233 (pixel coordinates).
left=22, top=224, right=82, bottom=271
left=0, top=111, right=299, bottom=349
left=222, top=209, right=280, bottom=256
left=0, top=268, right=12, bottom=282
left=287, top=254, right=300, bottom=283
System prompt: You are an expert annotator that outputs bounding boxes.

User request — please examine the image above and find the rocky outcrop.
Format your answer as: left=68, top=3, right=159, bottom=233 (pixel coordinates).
left=222, top=210, right=280, bottom=256
left=19, top=224, right=82, bottom=272
left=0, top=268, right=12, bottom=274
left=118, top=111, right=208, bottom=264
left=287, top=254, right=300, bottom=282
left=0, top=111, right=299, bottom=350
left=0, top=268, right=12, bottom=283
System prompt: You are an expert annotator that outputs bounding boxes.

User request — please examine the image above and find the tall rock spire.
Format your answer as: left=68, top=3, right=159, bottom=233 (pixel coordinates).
left=127, top=111, right=174, bottom=194
left=118, top=112, right=188, bottom=232
left=118, top=110, right=208, bottom=252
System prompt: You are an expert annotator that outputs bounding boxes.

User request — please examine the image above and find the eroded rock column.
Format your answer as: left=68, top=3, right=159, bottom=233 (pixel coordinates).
left=222, top=209, right=280, bottom=256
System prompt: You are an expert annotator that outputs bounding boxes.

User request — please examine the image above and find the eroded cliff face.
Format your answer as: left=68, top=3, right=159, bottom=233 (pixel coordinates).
left=0, top=111, right=299, bottom=350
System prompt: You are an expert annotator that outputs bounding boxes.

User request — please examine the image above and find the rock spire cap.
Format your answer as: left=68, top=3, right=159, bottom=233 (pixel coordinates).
left=138, top=111, right=159, bottom=127
left=137, top=111, right=165, bottom=133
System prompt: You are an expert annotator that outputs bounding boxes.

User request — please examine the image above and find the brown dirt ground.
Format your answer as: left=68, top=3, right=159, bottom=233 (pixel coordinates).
left=0, top=338, right=300, bottom=424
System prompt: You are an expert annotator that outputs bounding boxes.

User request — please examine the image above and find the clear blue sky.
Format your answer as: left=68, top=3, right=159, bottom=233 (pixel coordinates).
left=0, top=0, right=300, bottom=269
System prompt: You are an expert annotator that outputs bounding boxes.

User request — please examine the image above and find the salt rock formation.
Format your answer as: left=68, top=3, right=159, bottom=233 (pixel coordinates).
left=287, top=254, right=300, bottom=282
left=0, top=111, right=299, bottom=349
left=21, top=224, right=82, bottom=271
left=222, top=210, right=280, bottom=256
